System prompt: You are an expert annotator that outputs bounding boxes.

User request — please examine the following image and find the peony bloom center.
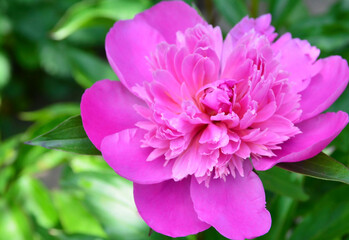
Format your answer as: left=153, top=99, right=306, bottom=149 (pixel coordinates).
left=131, top=22, right=304, bottom=184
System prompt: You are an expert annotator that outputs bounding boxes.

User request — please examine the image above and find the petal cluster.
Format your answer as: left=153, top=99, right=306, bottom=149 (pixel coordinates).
left=81, top=1, right=349, bottom=239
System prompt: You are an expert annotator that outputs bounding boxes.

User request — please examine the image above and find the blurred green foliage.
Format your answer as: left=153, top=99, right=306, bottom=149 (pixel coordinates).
left=0, top=0, right=348, bottom=239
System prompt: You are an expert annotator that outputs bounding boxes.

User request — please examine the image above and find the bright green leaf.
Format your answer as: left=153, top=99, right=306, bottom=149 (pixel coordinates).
left=13, top=176, right=58, bottom=228
left=0, top=51, right=11, bottom=90
left=20, top=103, right=80, bottom=122
left=27, top=115, right=100, bottom=155
left=258, top=167, right=309, bottom=201
left=0, top=199, right=33, bottom=240
left=53, top=190, right=106, bottom=237
left=61, top=170, right=151, bottom=240
left=51, top=0, right=150, bottom=40
left=278, top=152, right=349, bottom=184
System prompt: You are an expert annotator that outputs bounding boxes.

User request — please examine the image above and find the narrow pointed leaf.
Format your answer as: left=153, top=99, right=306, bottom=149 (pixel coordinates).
left=27, top=115, right=100, bottom=155
left=278, top=152, right=349, bottom=184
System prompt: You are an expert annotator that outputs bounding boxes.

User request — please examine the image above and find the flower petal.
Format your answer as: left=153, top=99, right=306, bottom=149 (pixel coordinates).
left=138, top=1, right=206, bottom=43
left=134, top=177, right=210, bottom=238
left=299, top=56, right=349, bottom=121
left=272, top=33, right=320, bottom=93
left=190, top=170, right=271, bottom=240
left=101, top=128, right=173, bottom=184
left=81, top=80, right=144, bottom=149
left=105, top=17, right=164, bottom=90
left=254, top=111, right=349, bottom=171
left=222, top=14, right=276, bottom=69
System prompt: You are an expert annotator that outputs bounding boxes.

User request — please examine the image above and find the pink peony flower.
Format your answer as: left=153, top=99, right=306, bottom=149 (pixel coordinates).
left=81, top=1, right=349, bottom=239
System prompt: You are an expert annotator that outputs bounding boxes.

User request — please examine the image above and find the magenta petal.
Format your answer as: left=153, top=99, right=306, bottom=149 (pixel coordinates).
left=134, top=177, right=210, bottom=238
left=190, top=172, right=271, bottom=240
left=105, top=17, right=164, bottom=90
left=299, top=56, right=349, bottom=121
left=101, top=128, right=173, bottom=184
left=81, top=80, right=144, bottom=149
left=138, top=1, right=206, bottom=43
left=254, top=111, right=349, bottom=171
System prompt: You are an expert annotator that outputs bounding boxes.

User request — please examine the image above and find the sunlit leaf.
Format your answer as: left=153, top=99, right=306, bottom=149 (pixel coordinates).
left=53, top=190, right=106, bottom=237
left=0, top=51, right=11, bottom=90
left=51, top=0, right=150, bottom=40
left=13, top=176, right=58, bottom=228
left=0, top=199, right=32, bottom=240
left=27, top=115, right=100, bottom=155
left=61, top=169, right=153, bottom=240
left=258, top=167, right=309, bottom=201
left=278, top=152, right=349, bottom=184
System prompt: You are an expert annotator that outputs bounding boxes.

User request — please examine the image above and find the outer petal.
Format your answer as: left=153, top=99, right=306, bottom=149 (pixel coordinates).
left=254, top=111, right=349, bottom=171
left=190, top=170, right=271, bottom=240
left=105, top=17, right=164, bottom=90
left=272, top=33, right=320, bottom=93
left=138, top=1, right=207, bottom=43
left=222, top=14, right=276, bottom=69
left=134, top=177, right=210, bottom=238
left=101, top=128, right=173, bottom=184
left=299, top=56, right=349, bottom=121
left=81, top=80, right=144, bottom=149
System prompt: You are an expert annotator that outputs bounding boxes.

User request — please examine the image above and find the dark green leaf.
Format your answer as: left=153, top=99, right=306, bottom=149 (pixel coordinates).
left=68, top=48, right=117, bottom=88
left=289, top=185, right=349, bottom=240
left=27, top=115, right=100, bottom=155
left=257, top=196, right=297, bottom=240
left=269, top=0, right=302, bottom=27
left=258, top=167, right=309, bottom=201
left=213, top=0, right=248, bottom=26
left=278, top=152, right=349, bottom=184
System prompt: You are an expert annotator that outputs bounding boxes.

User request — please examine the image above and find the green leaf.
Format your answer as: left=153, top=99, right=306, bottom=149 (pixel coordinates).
left=258, top=167, right=309, bottom=201
left=0, top=51, right=11, bottom=90
left=68, top=48, right=117, bottom=88
left=51, top=0, right=150, bottom=40
left=289, top=185, right=349, bottom=240
left=278, top=152, right=349, bottom=184
left=269, top=0, right=302, bottom=27
left=0, top=199, right=33, bottom=240
left=0, top=166, right=15, bottom=194
left=257, top=196, right=297, bottom=240
left=20, top=103, right=80, bottom=122
left=213, top=0, right=248, bottom=26
left=13, top=176, right=58, bottom=228
left=53, top=190, right=106, bottom=237
left=61, top=169, right=152, bottom=240
left=27, top=115, right=100, bottom=155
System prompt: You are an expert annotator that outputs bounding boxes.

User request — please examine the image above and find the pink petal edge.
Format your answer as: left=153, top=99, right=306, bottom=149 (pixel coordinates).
left=190, top=169, right=271, bottom=240
left=81, top=80, right=144, bottom=150
left=254, top=111, right=349, bottom=171
left=134, top=177, right=210, bottom=238
left=101, top=128, right=173, bottom=184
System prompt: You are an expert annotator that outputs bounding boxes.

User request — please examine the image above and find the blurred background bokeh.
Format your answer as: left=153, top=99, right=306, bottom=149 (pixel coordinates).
left=0, top=0, right=348, bottom=239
